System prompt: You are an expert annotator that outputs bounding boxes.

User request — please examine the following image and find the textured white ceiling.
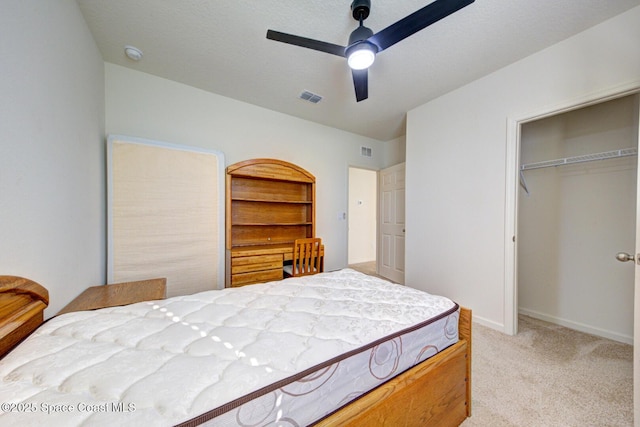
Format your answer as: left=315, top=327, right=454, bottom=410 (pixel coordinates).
left=77, top=0, right=640, bottom=141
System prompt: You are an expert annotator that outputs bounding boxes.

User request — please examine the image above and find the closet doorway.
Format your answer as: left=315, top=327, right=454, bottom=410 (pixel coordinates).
left=517, top=94, right=640, bottom=343
left=348, top=167, right=378, bottom=275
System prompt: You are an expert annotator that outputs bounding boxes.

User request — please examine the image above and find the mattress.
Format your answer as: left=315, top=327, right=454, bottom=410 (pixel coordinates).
left=0, top=269, right=458, bottom=426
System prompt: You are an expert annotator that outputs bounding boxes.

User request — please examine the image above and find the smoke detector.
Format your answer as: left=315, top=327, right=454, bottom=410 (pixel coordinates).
left=124, top=45, right=143, bottom=61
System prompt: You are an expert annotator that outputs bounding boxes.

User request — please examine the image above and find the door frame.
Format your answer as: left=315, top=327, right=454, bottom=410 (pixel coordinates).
left=504, top=81, right=640, bottom=422
left=504, top=80, right=640, bottom=335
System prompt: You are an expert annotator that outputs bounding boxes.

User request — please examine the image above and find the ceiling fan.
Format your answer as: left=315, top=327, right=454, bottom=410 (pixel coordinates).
left=266, top=0, right=475, bottom=102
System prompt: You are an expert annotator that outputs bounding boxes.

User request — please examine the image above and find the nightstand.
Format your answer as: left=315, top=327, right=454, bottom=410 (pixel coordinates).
left=57, top=278, right=166, bottom=315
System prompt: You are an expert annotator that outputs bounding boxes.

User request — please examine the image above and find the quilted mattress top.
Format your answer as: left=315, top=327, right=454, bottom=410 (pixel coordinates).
left=0, top=269, right=456, bottom=426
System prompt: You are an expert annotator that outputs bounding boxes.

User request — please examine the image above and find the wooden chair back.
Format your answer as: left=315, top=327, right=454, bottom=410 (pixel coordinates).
left=290, top=238, right=322, bottom=277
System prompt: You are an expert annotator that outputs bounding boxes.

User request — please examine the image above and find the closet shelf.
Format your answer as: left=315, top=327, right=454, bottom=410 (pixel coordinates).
left=520, top=147, right=637, bottom=171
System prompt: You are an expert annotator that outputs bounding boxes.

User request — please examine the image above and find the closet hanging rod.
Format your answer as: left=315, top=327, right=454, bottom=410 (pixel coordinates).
left=520, top=147, right=637, bottom=171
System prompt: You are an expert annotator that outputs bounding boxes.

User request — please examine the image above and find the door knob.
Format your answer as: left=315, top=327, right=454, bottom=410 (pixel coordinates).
left=615, top=252, right=636, bottom=263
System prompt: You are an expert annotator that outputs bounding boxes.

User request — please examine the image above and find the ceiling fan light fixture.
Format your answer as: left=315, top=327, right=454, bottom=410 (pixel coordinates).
left=266, top=0, right=476, bottom=101
left=347, top=42, right=376, bottom=70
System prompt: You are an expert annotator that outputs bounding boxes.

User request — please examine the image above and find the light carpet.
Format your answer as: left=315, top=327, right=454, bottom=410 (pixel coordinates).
left=461, top=315, right=633, bottom=426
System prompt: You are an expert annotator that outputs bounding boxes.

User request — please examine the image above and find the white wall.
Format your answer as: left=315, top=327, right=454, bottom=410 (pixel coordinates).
left=381, top=135, right=406, bottom=169
left=348, top=168, right=377, bottom=264
left=405, top=6, right=640, bottom=331
left=518, top=95, right=638, bottom=343
left=0, top=0, right=105, bottom=316
left=105, top=64, right=387, bottom=271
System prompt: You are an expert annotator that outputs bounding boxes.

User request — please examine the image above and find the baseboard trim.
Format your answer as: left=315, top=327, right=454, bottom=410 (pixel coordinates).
left=518, top=307, right=633, bottom=345
left=472, top=314, right=504, bottom=333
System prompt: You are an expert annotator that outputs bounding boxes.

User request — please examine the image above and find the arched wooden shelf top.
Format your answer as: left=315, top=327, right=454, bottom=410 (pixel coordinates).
left=226, top=158, right=315, bottom=183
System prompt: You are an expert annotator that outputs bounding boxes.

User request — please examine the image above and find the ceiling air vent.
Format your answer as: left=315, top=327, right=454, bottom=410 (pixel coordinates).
left=361, top=146, right=372, bottom=157
left=299, top=90, right=323, bottom=104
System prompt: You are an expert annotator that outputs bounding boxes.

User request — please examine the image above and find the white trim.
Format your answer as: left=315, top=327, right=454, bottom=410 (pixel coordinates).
left=504, top=79, right=640, bottom=336
left=634, top=94, right=640, bottom=427
left=519, top=308, right=633, bottom=345
left=504, top=117, right=520, bottom=335
left=511, top=80, right=640, bottom=126
left=472, top=314, right=505, bottom=332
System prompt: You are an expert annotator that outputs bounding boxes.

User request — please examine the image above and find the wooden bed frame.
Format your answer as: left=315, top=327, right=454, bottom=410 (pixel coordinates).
left=317, top=306, right=472, bottom=426
left=0, top=276, right=472, bottom=426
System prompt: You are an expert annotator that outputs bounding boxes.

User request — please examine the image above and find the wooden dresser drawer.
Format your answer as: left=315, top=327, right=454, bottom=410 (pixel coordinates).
left=231, top=269, right=283, bottom=287
left=231, top=254, right=283, bottom=274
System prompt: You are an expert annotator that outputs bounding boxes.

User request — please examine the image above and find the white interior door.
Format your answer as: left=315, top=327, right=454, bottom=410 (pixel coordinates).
left=378, top=163, right=405, bottom=284
left=634, top=97, right=640, bottom=427
left=605, top=94, right=639, bottom=423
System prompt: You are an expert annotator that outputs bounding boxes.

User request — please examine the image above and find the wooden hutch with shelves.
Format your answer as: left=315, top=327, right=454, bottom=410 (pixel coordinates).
left=226, top=159, right=319, bottom=287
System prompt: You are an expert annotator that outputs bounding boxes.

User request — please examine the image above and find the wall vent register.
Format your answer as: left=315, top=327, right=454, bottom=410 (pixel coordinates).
left=361, top=146, right=372, bottom=157
left=299, top=90, right=323, bottom=104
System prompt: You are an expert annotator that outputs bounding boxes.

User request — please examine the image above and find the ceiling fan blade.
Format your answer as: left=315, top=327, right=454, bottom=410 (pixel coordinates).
left=352, top=69, right=368, bottom=102
left=368, top=0, right=475, bottom=52
left=267, top=30, right=346, bottom=57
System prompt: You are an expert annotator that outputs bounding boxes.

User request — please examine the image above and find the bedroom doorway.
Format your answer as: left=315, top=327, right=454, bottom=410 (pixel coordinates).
left=348, top=167, right=378, bottom=275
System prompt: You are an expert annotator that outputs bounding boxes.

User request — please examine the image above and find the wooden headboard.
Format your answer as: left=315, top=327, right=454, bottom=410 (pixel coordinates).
left=0, top=276, right=49, bottom=358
